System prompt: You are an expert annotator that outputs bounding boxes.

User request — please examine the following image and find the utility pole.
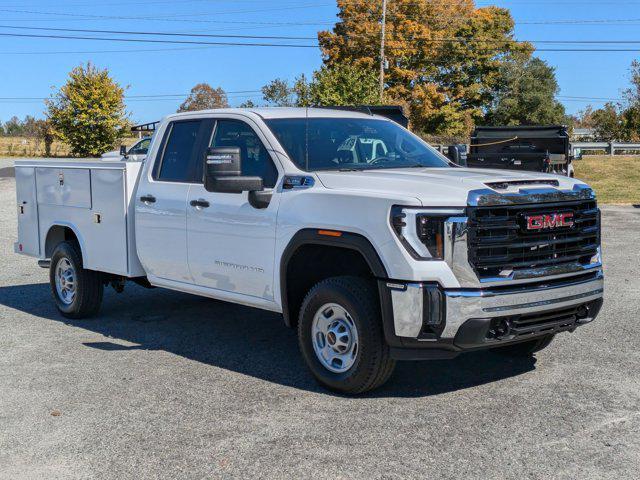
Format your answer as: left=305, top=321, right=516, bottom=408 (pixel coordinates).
left=379, top=0, right=388, bottom=102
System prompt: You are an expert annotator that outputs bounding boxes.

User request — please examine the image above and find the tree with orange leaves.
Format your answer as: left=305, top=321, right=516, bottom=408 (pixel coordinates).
left=319, top=0, right=533, bottom=136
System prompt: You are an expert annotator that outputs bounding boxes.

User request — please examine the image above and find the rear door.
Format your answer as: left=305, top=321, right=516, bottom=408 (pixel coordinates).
left=135, top=119, right=210, bottom=283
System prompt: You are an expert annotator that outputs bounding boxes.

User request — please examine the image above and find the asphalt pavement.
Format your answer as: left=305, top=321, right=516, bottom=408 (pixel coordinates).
left=1, top=167, right=639, bottom=479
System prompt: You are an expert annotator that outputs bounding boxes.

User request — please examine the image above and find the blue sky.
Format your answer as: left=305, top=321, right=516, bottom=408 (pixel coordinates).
left=0, top=0, right=638, bottom=124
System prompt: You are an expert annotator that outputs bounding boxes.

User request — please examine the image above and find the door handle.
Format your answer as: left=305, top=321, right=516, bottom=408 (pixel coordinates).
left=190, top=199, right=210, bottom=208
left=140, top=195, right=156, bottom=203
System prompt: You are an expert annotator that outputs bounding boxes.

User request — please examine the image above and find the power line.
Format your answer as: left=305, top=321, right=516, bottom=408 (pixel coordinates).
left=558, top=95, right=622, bottom=101
left=0, top=24, right=317, bottom=40
left=0, top=32, right=318, bottom=48
left=0, top=90, right=263, bottom=101
left=3, top=25, right=640, bottom=49
left=0, top=45, right=228, bottom=55
left=0, top=4, right=333, bottom=22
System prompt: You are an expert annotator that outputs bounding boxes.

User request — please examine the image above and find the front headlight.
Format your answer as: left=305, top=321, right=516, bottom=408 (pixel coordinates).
left=390, top=206, right=463, bottom=260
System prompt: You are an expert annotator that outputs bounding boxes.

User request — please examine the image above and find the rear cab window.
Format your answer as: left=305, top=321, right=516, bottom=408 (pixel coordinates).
left=153, top=120, right=209, bottom=183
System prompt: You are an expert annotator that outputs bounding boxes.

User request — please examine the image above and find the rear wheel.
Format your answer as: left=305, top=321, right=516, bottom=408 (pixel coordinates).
left=298, top=276, right=395, bottom=394
left=494, top=334, right=555, bottom=357
left=49, top=241, right=103, bottom=319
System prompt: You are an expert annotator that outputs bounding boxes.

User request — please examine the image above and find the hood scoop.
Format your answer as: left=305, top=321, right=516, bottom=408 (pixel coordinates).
left=486, top=179, right=560, bottom=191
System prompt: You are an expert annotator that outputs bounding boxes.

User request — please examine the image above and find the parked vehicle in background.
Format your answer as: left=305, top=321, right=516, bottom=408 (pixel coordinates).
left=466, top=126, right=575, bottom=177
left=445, top=144, right=468, bottom=166
left=101, top=136, right=152, bottom=161
left=14, top=108, right=603, bottom=394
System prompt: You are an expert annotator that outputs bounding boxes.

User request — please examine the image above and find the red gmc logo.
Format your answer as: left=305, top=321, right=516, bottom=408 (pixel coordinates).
left=526, top=212, right=575, bottom=230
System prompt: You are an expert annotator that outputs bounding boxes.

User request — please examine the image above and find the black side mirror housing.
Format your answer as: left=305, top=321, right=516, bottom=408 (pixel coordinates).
left=119, top=145, right=128, bottom=157
left=204, top=147, right=264, bottom=194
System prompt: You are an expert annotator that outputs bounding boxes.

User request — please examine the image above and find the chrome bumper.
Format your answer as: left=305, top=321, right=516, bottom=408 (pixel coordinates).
left=390, top=271, right=604, bottom=340
left=441, top=271, right=603, bottom=339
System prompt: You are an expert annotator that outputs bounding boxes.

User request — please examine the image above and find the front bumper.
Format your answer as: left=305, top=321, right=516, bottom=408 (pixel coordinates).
left=381, top=271, right=604, bottom=360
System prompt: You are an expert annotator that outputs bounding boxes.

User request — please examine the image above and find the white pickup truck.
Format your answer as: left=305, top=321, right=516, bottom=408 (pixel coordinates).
left=14, top=108, right=604, bottom=394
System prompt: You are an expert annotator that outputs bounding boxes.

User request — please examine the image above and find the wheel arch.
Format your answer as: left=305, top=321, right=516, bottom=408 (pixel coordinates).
left=44, top=223, right=87, bottom=261
left=280, top=229, right=389, bottom=329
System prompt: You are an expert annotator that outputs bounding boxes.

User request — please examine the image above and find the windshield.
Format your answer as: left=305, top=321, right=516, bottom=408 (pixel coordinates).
left=265, top=118, right=451, bottom=171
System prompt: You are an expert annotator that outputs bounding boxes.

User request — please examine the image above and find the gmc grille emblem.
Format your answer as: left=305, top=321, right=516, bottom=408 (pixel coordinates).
left=526, top=212, right=575, bottom=231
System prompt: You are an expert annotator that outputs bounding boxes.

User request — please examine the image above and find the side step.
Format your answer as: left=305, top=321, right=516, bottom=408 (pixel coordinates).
left=38, top=260, right=51, bottom=269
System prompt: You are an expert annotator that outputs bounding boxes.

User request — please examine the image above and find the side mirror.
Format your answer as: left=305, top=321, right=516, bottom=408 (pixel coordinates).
left=119, top=145, right=128, bottom=157
left=204, top=147, right=263, bottom=194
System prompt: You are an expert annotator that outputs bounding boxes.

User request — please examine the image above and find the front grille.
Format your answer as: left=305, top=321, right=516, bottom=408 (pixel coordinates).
left=467, top=200, right=600, bottom=279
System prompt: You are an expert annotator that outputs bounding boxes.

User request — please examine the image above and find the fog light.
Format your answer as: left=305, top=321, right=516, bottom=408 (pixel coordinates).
left=487, top=318, right=511, bottom=339
left=576, top=305, right=589, bottom=320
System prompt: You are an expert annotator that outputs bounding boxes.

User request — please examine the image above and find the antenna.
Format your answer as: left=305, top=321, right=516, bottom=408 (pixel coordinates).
left=305, top=106, right=310, bottom=171
left=379, top=0, right=388, bottom=102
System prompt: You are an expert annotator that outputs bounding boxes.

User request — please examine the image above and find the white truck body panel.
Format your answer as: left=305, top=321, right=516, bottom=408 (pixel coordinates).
left=15, top=166, right=40, bottom=257
left=14, top=160, right=145, bottom=278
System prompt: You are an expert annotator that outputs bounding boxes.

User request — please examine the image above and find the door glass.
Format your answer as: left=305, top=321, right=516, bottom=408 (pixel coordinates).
left=210, top=120, right=278, bottom=188
left=157, top=121, right=202, bottom=182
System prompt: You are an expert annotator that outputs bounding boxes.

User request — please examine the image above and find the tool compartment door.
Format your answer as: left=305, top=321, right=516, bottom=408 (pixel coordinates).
left=36, top=167, right=92, bottom=208
left=15, top=167, right=40, bottom=256
left=84, top=168, right=129, bottom=275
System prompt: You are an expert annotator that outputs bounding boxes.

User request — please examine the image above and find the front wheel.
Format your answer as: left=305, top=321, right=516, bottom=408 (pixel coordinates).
left=50, top=241, right=104, bottom=319
left=298, top=276, right=395, bottom=394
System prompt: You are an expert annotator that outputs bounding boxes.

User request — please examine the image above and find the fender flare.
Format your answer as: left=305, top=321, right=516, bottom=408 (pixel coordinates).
left=279, top=229, right=389, bottom=328
left=44, top=222, right=88, bottom=262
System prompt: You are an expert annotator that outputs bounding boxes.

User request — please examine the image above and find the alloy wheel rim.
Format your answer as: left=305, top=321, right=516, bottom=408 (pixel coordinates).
left=311, top=303, right=359, bottom=373
left=55, top=257, right=76, bottom=305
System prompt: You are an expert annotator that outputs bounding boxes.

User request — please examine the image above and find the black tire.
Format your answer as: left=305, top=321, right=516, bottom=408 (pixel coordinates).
left=494, top=334, right=555, bottom=358
left=49, top=241, right=103, bottom=319
left=298, top=276, right=396, bottom=395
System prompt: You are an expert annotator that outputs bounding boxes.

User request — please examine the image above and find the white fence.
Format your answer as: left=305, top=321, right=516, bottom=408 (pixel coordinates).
left=571, top=142, right=640, bottom=156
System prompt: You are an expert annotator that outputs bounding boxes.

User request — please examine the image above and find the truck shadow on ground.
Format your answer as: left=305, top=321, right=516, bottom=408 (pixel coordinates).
left=0, top=282, right=536, bottom=398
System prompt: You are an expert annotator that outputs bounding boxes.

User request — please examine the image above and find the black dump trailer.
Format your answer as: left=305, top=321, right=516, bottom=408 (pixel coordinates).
left=467, top=125, right=573, bottom=176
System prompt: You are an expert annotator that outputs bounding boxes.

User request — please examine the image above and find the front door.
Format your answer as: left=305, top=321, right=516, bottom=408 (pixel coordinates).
left=187, top=118, right=281, bottom=302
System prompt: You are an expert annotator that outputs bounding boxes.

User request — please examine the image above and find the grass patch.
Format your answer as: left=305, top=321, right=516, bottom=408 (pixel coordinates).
left=574, top=155, right=640, bottom=205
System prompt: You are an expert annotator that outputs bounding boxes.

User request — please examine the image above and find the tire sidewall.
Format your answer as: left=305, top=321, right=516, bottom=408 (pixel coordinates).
left=49, top=242, right=84, bottom=316
left=298, top=279, right=383, bottom=392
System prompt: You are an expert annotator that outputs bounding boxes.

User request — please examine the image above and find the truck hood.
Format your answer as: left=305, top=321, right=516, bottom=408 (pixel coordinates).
left=315, top=167, right=585, bottom=207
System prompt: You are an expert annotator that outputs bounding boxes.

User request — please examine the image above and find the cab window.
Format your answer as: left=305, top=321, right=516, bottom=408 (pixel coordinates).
left=209, top=120, right=278, bottom=188
left=155, top=120, right=203, bottom=182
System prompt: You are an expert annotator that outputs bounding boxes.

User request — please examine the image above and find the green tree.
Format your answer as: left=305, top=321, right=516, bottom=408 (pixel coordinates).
left=621, top=60, right=640, bottom=141
left=591, top=103, right=625, bottom=141
left=4, top=116, right=24, bottom=136
left=35, top=119, right=55, bottom=157
left=261, top=75, right=312, bottom=107
left=178, top=83, right=229, bottom=112
left=318, top=0, right=532, bottom=136
left=46, top=63, right=129, bottom=157
left=239, top=99, right=257, bottom=108
left=309, top=64, right=379, bottom=106
left=485, top=57, right=566, bottom=126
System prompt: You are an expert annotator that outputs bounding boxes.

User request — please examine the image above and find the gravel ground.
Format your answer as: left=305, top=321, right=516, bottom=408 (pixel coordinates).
left=0, top=170, right=639, bottom=479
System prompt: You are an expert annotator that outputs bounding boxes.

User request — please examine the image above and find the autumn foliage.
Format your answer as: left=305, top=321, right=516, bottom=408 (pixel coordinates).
left=319, top=0, right=533, bottom=136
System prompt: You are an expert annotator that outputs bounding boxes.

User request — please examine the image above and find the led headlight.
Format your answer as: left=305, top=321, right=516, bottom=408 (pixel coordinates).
left=391, top=207, right=463, bottom=260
